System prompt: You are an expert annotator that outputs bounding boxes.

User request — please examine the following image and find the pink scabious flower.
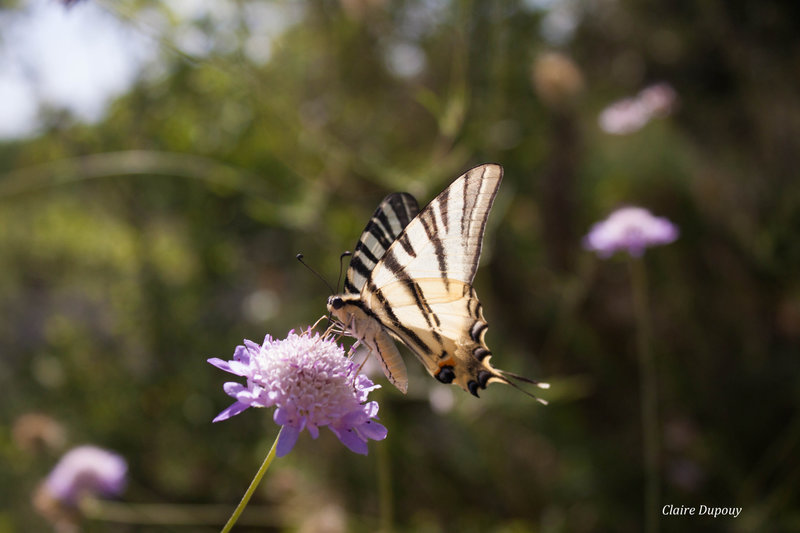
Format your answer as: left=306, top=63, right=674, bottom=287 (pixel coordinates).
left=208, top=329, right=387, bottom=457
left=598, top=97, right=651, bottom=135
left=638, top=83, right=677, bottom=117
left=598, top=82, right=677, bottom=134
left=42, top=446, right=128, bottom=505
left=584, top=206, right=679, bottom=258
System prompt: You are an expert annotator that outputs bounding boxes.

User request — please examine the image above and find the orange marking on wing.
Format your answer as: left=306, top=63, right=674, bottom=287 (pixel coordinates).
left=438, top=357, right=456, bottom=369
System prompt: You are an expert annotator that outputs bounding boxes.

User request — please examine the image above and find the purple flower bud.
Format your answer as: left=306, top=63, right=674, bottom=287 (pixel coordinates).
left=209, top=329, right=387, bottom=456
left=584, top=206, right=679, bottom=258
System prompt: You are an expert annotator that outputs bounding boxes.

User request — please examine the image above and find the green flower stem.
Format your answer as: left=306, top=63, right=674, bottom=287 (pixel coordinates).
left=629, top=258, right=660, bottom=533
left=222, top=427, right=283, bottom=533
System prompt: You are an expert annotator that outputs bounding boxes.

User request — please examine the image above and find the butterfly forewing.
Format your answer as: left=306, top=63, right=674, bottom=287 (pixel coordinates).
left=343, top=192, right=419, bottom=295
left=369, top=164, right=502, bottom=289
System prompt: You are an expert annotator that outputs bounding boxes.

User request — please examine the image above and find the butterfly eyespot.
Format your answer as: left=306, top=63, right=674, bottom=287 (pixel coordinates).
left=436, top=365, right=456, bottom=384
left=477, top=370, right=492, bottom=388
left=467, top=380, right=480, bottom=397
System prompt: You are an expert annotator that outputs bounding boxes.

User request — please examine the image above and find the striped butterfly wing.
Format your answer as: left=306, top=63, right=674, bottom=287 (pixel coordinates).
left=363, top=164, right=507, bottom=396
left=343, top=192, right=419, bottom=295
left=339, top=192, right=419, bottom=393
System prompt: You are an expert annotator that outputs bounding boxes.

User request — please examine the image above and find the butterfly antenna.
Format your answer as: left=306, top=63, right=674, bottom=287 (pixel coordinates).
left=337, top=251, right=352, bottom=293
left=296, top=253, right=335, bottom=294
left=498, top=370, right=550, bottom=405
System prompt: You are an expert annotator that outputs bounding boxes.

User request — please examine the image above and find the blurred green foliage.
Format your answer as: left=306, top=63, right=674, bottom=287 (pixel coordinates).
left=1, top=0, right=799, bottom=532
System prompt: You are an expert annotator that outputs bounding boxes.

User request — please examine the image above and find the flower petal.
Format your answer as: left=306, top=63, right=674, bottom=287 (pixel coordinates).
left=244, top=339, right=261, bottom=356
left=357, top=420, right=388, bottom=441
left=227, top=360, right=250, bottom=377
left=233, top=345, right=251, bottom=364
left=361, top=400, right=379, bottom=419
left=331, top=426, right=368, bottom=455
left=222, top=381, right=245, bottom=394
left=276, top=425, right=300, bottom=457
left=213, top=401, right=249, bottom=422
left=207, top=358, right=237, bottom=375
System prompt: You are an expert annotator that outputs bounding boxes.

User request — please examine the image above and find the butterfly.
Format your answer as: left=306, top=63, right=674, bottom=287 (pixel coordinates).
left=327, top=164, right=547, bottom=400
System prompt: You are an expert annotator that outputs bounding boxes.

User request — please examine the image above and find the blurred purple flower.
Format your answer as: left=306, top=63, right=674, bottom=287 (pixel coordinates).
left=598, top=97, right=651, bottom=135
left=598, top=82, right=677, bottom=134
left=638, top=83, right=677, bottom=117
left=584, top=206, right=679, bottom=258
left=43, top=445, right=127, bottom=505
left=209, top=329, right=387, bottom=456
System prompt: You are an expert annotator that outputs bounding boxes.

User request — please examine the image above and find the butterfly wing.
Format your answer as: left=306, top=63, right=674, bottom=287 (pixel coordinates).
left=369, top=164, right=501, bottom=288
left=338, top=192, right=419, bottom=393
left=343, top=192, right=419, bottom=295
left=362, top=164, right=505, bottom=395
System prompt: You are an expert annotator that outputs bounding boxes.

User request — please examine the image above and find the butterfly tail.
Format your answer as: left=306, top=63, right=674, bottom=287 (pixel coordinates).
left=493, top=368, right=550, bottom=404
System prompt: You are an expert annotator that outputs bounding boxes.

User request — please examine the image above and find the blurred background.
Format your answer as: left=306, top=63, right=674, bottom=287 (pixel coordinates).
left=1, top=0, right=798, bottom=531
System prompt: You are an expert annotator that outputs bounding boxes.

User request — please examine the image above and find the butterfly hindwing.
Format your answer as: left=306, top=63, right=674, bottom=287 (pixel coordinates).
left=364, top=277, right=494, bottom=393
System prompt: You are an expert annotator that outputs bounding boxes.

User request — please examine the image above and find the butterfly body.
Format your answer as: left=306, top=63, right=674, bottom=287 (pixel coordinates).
left=328, top=164, right=522, bottom=397
left=328, top=293, right=409, bottom=393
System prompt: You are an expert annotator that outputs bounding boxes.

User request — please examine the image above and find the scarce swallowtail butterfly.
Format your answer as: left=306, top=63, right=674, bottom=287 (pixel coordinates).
left=327, top=164, right=547, bottom=400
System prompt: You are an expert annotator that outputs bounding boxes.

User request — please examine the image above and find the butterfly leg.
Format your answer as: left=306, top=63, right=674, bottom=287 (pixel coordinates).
left=353, top=346, right=372, bottom=375
left=309, top=314, right=332, bottom=333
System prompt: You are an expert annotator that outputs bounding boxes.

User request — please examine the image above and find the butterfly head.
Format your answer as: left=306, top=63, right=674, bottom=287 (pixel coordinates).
left=326, top=294, right=362, bottom=328
left=326, top=295, right=345, bottom=325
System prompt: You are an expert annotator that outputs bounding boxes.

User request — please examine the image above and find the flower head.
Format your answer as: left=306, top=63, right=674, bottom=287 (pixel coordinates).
left=598, top=82, right=677, bottom=134
left=42, top=445, right=128, bottom=505
left=638, top=83, right=677, bottom=117
left=209, top=329, right=387, bottom=457
left=584, top=206, right=678, bottom=258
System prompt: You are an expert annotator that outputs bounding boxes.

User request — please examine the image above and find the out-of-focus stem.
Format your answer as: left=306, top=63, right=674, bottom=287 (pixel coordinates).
left=630, top=257, right=660, bottom=533
left=376, top=439, right=393, bottom=533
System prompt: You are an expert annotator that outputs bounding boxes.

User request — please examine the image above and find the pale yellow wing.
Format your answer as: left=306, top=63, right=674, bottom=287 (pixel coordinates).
left=359, top=164, right=505, bottom=395
left=366, top=278, right=502, bottom=395
left=369, top=164, right=502, bottom=288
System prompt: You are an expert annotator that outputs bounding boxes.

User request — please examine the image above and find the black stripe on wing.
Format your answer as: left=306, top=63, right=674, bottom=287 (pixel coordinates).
left=344, top=192, right=419, bottom=295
